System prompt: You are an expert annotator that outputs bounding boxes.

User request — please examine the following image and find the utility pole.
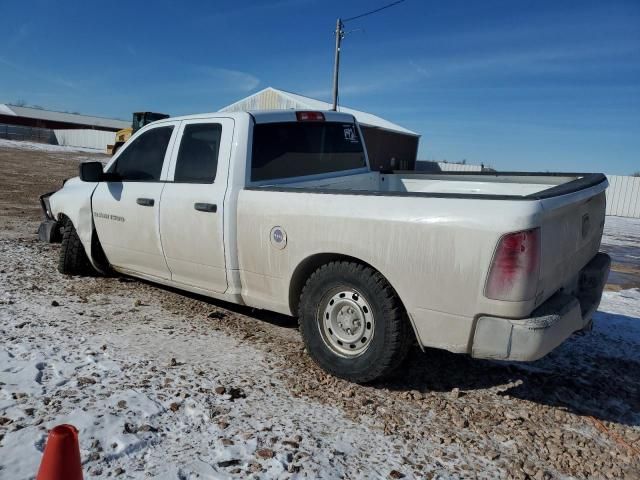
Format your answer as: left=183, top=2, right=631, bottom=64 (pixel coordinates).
left=330, top=1, right=405, bottom=111
left=331, top=18, right=344, bottom=111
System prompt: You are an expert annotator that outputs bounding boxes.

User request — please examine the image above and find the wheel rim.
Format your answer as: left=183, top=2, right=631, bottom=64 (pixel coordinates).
left=318, top=288, right=375, bottom=357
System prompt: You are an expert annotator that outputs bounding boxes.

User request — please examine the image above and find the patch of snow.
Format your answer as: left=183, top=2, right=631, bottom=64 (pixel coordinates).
left=594, top=288, right=640, bottom=360
left=0, top=138, right=103, bottom=153
left=603, top=216, right=640, bottom=248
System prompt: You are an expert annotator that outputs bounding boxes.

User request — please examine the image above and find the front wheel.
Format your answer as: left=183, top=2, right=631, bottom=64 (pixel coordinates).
left=298, top=261, right=412, bottom=383
left=57, top=218, right=96, bottom=276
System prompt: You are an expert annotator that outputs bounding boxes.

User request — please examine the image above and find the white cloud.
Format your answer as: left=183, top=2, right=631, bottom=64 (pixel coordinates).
left=408, top=43, right=640, bottom=78
left=197, top=67, right=261, bottom=92
left=150, top=65, right=261, bottom=98
left=0, top=56, right=78, bottom=90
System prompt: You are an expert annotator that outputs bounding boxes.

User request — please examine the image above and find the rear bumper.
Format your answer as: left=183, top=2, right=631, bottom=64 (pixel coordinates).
left=471, top=252, right=610, bottom=361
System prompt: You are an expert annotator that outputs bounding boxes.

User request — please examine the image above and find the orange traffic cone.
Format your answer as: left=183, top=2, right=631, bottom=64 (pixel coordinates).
left=36, top=424, right=83, bottom=480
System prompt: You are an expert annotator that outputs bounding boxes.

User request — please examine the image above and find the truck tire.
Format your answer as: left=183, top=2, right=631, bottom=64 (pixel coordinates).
left=58, top=218, right=95, bottom=276
left=298, top=261, right=411, bottom=383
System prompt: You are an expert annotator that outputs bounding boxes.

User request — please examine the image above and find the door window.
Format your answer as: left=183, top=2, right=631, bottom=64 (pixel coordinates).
left=113, top=126, right=174, bottom=181
left=174, top=123, right=222, bottom=183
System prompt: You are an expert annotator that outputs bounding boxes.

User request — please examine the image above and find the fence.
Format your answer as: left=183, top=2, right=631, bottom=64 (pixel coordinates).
left=0, top=123, right=54, bottom=143
left=415, top=161, right=483, bottom=172
left=53, top=129, right=115, bottom=151
left=412, top=162, right=639, bottom=219
left=606, top=175, right=640, bottom=219
left=0, top=123, right=114, bottom=151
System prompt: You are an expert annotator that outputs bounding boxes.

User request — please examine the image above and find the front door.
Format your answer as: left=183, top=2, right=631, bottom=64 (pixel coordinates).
left=92, top=123, right=177, bottom=279
left=159, top=118, right=234, bottom=293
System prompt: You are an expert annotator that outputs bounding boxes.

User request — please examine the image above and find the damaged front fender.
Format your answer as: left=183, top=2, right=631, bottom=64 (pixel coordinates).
left=47, top=177, right=105, bottom=273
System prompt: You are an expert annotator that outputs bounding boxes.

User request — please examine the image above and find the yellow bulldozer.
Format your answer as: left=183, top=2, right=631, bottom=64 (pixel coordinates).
left=107, top=111, right=170, bottom=155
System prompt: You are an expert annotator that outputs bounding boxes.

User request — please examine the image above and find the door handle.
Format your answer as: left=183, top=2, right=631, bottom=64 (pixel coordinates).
left=136, top=198, right=155, bottom=207
left=194, top=202, right=217, bottom=213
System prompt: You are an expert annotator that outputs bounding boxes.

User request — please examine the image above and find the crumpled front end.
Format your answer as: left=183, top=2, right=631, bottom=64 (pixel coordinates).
left=38, top=191, right=62, bottom=243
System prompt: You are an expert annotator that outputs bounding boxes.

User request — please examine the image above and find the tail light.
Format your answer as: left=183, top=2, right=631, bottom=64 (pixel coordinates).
left=485, top=228, right=541, bottom=301
left=296, top=111, right=325, bottom=121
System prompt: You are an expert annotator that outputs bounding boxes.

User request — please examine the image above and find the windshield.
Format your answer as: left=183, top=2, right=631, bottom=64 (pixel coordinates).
left=251, top=122, right=366, bottom=182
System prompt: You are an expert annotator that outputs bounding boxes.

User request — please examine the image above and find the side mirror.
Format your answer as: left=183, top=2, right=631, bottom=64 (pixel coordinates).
left=79, top=162, right=104, bottom=182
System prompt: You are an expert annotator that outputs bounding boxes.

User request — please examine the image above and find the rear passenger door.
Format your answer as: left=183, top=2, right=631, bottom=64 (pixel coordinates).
left=159, top=118, right=234, bottom=293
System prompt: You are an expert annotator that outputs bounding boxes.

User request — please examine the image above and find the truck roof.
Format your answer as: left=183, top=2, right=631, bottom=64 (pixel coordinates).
left=154, top=110, right=357, bottom=124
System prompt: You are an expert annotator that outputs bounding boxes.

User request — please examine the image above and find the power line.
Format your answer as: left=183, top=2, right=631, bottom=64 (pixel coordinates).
left=342, top=0, right=406, bottom=23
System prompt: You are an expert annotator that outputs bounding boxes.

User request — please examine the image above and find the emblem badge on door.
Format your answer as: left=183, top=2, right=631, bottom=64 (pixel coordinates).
left=270, top=226, right=287, bottom=250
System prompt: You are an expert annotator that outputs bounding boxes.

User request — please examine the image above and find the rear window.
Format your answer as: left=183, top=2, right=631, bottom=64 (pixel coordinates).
left=174, top=123, right=221, bottom=183
left=251, top=122, right=366, bottom=182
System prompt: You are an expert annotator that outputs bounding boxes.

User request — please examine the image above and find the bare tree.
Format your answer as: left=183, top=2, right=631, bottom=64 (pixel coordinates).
left=632, top=171, right=640, bottom=177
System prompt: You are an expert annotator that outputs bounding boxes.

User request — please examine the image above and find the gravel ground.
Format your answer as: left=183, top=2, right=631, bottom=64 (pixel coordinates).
left=1, top=142, right=639, bottom=479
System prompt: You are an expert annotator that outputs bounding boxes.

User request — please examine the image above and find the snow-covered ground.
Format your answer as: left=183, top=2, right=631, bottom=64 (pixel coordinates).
left=0, top=138, right=103, bottom=154
left=602, top=216, right=640, bottom=248
left=597, top=289, right=640, bottom=358
left=601, top=216, right=640, bottom=290
left=1, top=290, right=439, bottom=479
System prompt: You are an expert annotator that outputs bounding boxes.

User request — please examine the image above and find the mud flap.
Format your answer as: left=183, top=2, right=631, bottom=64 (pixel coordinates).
left=576, top=319, right=593, bottom=335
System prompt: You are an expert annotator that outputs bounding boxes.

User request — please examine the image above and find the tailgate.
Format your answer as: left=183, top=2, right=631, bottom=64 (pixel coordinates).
left=536, top=184, right=607, bottom=305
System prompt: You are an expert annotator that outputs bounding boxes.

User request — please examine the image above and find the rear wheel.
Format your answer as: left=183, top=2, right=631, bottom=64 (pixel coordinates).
left=298, top=261, right=411, bottom=383
left=57, top=218, right=95, bottom=276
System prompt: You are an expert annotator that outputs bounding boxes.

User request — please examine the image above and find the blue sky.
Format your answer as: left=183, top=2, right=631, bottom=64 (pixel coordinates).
left=1, top=0, right=638, bottom=174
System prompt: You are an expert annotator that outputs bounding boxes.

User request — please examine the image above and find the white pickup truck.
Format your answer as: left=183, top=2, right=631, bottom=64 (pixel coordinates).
left=39, top=110, right=610, bottom=382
